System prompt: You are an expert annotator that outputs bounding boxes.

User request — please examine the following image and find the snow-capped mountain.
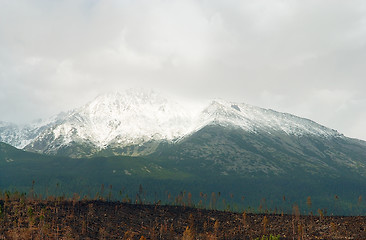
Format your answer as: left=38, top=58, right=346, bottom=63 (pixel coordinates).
left=0, top=89, right=345, bottom=157
left=2, top=89, right=366, bottom=209
left=198, top=99, right=342, bottom=137
left=30, top=90, right=193, bottom=147
left=0, top=115, right=63, bottom=149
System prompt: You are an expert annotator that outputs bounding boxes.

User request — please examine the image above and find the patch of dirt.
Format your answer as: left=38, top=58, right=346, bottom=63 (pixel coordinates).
left=0, top=199, right=365, bottom=239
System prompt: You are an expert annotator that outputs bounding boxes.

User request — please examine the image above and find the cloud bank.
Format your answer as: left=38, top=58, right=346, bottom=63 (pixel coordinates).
left=1, top=0, right=366, bottom=140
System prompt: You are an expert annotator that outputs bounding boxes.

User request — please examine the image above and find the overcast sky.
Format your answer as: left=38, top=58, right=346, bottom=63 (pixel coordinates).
left=0, top=0, right=366, bottom=140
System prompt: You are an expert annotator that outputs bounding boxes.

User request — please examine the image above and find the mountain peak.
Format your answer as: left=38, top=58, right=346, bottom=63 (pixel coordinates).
left=199, top=99, right=342, bottom=137
left=55, top=89, right=193, bottom=148
left=0, top=90, right=345, bottom=156
left=87, top=89, right=164, bottom=108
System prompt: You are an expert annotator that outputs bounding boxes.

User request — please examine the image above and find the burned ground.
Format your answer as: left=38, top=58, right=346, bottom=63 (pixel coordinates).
left=0, top=199, right=365, bottom=239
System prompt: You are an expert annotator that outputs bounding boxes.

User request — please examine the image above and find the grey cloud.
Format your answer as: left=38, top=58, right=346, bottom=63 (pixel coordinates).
left=0, top=0, right=365, bottom=140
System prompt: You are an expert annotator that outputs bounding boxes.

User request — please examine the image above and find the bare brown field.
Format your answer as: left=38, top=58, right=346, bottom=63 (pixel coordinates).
left=1, top=199, right=366, bottom=239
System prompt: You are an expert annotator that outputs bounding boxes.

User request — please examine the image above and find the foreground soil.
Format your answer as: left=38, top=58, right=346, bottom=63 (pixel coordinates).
left=0, top=199, right=366, bottom=239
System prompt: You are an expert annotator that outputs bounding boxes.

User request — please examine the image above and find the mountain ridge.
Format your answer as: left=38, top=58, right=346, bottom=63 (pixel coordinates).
left=1, top=90, right=366, bottom=214
left=0, top=89, right=355, bottom=159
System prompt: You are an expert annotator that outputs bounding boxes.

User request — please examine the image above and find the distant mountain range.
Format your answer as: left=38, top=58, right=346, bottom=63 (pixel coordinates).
left=1, top=89, right=365, bottom=176
left=1, top=89, right=366, bottom=214
left=0, top=89, right=346, bottom=154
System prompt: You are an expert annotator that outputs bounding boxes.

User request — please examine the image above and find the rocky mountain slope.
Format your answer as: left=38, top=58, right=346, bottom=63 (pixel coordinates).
left=1, top=89, right=366, bottom=177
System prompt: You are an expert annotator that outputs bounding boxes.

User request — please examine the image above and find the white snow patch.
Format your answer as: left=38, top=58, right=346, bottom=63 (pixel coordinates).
left=0, top=89, right=343, bottom=151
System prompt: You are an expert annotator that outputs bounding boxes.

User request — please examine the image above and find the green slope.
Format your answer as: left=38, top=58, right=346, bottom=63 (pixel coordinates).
left=0, top=142, right=192, bottom=199
left=150, top=125, right=366, bottom=214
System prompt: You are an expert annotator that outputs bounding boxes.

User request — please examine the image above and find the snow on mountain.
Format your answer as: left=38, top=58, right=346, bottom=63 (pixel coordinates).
left=196, top=99, right=343, bottom=138
left=0, top=118, right=61, bottom=149
left=0, top=90, right=343, bottom=153
left=29, top=90, right=196, bottom=149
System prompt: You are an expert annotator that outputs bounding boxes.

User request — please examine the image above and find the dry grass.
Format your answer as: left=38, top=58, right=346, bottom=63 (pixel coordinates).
left=0, top=198, right=365, bottom=239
